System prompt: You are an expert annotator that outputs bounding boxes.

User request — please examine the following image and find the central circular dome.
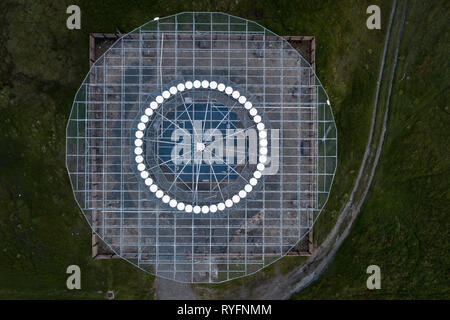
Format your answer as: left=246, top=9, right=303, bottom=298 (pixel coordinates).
left=134, top=80, right=268, bottom=214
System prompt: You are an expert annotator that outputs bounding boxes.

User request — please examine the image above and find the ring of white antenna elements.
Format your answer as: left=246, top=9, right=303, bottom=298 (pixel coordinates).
left=134, top=80, right=267, bottom=214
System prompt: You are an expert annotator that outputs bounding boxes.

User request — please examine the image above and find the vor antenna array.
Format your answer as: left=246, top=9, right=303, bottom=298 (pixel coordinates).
left=66, top=12, right=337, bottom=283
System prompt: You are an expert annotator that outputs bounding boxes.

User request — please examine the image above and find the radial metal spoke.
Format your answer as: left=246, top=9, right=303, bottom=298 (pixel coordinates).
left=155, top=154, right=193, bottom=192
left=153, top=109, right=191, bottom=136
left=147, top=151, right=187, bottom=170
left=210, top=154, right=249, bottom=185
left=209, top=100, right=239, bottom=136
left=167, top=158, right=192, bottom=193
left=180, top=92, right=198, bottom=137
left=144, top=138, right=191, bottom=146
left=160, top=102, right=193, bottom=136
left=209, top=161, right=226, bottom=202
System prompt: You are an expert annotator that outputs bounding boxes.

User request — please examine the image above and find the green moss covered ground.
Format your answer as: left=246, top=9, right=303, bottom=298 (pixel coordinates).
left=0, top=0, right=447, bottom=299
left=293, top=0, right=449, bottom=299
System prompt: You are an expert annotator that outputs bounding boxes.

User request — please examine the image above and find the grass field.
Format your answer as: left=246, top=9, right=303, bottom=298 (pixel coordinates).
left=0, top=0, right=447, bottom=299
left=293, top=0, right=449, bottom=299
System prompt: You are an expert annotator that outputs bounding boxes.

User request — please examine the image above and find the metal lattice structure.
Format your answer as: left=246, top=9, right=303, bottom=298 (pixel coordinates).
left=66, top=12, right=337, bottom=283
